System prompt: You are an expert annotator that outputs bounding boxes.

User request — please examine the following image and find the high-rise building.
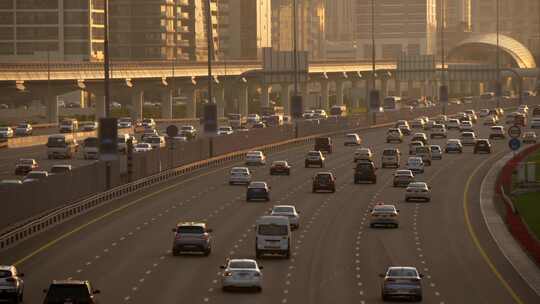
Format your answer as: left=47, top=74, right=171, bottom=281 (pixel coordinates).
left=217, top=0, right=271, bottom=60
left=0, top=0, right=105, bottom=61
left=440, top=0, right=471, bottom=33
left=325, top=0, right=353, bottom=41
left=271, top=0, right=325, bottom=59
left=353, top=0, right=438, bottom=59
left=472, top=0, right=540, bottom=61
left=109, top=0, right=219, bottom=61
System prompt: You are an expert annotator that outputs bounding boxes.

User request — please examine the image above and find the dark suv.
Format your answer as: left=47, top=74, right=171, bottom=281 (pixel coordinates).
left=354, top=161, right=377, bottom=184
left=474, top=139, right=492, bottom=154
left=246, top=181, right=271, bottom=201
left=42, top=280, right=100, bottom=304
left=305, top=151, right=325, bottom=168
left=312, top=172, right=336, bottom=193
left=314, top=137, right=333, bottom=154
left=171, top=222, right=212, bottom=256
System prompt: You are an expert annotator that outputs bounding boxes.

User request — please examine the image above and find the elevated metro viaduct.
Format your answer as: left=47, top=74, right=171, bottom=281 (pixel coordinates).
left=0, top=34, right=538, bottom=123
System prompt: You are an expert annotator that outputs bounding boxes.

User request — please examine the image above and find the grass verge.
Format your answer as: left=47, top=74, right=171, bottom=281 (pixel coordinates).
left=514, top=191, right=540, bottom=240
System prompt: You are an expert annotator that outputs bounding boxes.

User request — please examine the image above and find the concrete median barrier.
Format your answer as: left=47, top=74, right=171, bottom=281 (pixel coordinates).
left=6, top=128, right=133, bottom=149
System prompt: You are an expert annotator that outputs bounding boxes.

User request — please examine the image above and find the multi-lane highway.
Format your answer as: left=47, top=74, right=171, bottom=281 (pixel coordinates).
left=1, top=119, right=538, bottom=304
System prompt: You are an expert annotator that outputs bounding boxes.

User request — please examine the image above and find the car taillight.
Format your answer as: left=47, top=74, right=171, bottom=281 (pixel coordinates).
left=202, top=233, right=209, bottom=240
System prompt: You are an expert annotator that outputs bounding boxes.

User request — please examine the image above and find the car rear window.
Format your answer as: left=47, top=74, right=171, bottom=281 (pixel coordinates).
left=177, top=226, right=204, bottom=234
left=229, top=261, right=256, bottom=269
left=47, top=137, right=67, bottom=147
left=416, top=147, right=430, bottom=153
left=388, top=269, right=418, bottom=277
left=308, top=152, right=320, bottom=157
left=273, top=207, right=293, bottom=213
left=373, top=206, right=395, bottom=212
left=46, top=284, right=90, bottom=300
left=316, top=174, right=332, bottom=182
left=383, top=149, right=397, bottom=156
left=258, top=224, right=288, bottom=236
left=0, top=270, right=12, bottom=278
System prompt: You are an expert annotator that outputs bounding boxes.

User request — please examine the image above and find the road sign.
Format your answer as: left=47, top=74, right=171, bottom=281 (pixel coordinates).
left=508, top=125, right=522, bottom=138
left=166, top=125, right=178, bottom=138
left=508, top=138, right=521, bottom=151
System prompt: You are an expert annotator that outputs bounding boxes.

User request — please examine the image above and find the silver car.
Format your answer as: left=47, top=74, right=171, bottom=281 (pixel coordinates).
left=221, top=259, right=263, bottom=292
left=370, top=204, right=399, bottom=228
left=0, top=265, right=24, bottom=303
left=429, top=145, right=442, bottom=160
left=229, top=167, right=252, bottom=185
left=270, top=205, right=300, bottom=229
left=380, top=266, right=423, bottom=301
left=405, top=182, right=431, bottom=202
left=171, top=222, right=212, bottom=256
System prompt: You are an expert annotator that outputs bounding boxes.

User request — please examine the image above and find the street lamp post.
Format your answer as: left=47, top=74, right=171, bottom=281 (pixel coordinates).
left=495, top=0, right=502, bottom=108
left=369, top=0, right=379, bottom=124
left=203, top=0, right=217, bottom=133
left=439, top=0, right=449, bottom=115
left=103, top=0, right=111, bottom=118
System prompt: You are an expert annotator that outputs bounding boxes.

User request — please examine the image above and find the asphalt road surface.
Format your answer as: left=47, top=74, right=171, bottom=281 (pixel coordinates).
left=0, top=122, right=538, bottom=304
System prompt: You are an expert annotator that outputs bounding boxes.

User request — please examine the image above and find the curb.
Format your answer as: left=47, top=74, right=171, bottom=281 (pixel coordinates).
left=480, top=151, right=540, bottom=296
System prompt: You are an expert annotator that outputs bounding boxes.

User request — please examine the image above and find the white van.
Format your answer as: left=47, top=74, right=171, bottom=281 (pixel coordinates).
left=82, top=137, right=99, bottom=159
left=255, top=216, right=291, bottom=259
left=46, top=134, right=78, bottom=159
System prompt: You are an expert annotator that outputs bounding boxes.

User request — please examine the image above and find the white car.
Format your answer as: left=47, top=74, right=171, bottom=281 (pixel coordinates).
left=354, top=148, right=373, bottom=162
left=406, top=157, right=424, bottom=174
left=460, top=132, right=477, bottom=146
left=217, top=126, right=234, bottom=135
left=483, top=116, right=497, bottom=126
left=530, top=118, right=540, bottom=129
left=0, top=127, right=14, bottom=139
left=408, top=141, right=424, bottom=155
left=459, top=121, right=474, bottom=132
left=245, top=151, right=266, bottom=165
left=141, top=118, right=156, bottom=129
left=229, top=167, right=252, bottom=185
left=247, top=114, right=261, bottom=124
left=221, top=259, right=263, bottom=292
left=0, top=265, right=24, bottom=302
left=145, top=135, right=165, bottom=149
left=430, top=145, right=442, bottom=160
left=303, top=110, right=315, bottom=119
left=430, top=124, right=447, bottom=138
left=405, top=182, right=431, bottom=202
left=344, top=133, right=361, bottom=146
left=80, top=121, right=98, bottom=131
left=386, top=128, right=403, bottom=143
left=118, top=118, right=132, bottom=129
left=523, top=132, right=537, bottom=144
left=446, top=119, right=460, bottom=130
left=313, top=109, right=328, bottom=119
left=270, top=205, right=300, bottom=229
left=133, top=143, right=153, bottom=153
left=489, top=126, right=505, bottom=139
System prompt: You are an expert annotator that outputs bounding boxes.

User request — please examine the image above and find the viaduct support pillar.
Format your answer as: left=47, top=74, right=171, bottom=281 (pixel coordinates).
left=131, top=90, right=144, bottom=121
left=280, top=83, right=291, bottom=116
left=183, top=87, right=197, bottom=118
left=381, top=78, right=388, bottom=98
left=260, top=84, right=270, bottom=108
left=320, top=80, right=330, bottom=110
left=161, top=89, right=173, bottom=119
left=215, top=85, right=225, bottom=118
left=335, top=80, right=345, bottom=106
left=238, top=84, right=249, bottom=117
left=46, top=95, right=59, bottom=124
left=95, top=95, right=106, bottom=120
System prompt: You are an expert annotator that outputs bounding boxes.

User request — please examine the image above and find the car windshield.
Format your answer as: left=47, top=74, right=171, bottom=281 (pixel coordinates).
left=181, top=126, right=193, bottom=131
left=135, top=144, right=150, bottom=149
left=373, top=206, right=395, bottom=212
left=308, top=152, right=320, bottom=157
left=273, top=206, right=294, bottom=213
left=0, top=127, right=9, bottom=131
left=388, top=268, right=418, bottom=277
left=177, top=226, right=204, bottom=234
left=409, top=183, right=427, bottom=189
left=219, top=127, right=231, bottom=131
left=19, top=159, right=34, bottom=165
left=47, top=137, right=66, bottom=147
left=249, top=182, right=266, bottom=188
left=17, top=124, right=28, bottom=128
left=316, top=174, right=332, bottom=182
left=146, top=137, right=162, bottom=144
left=229, top=261, right=256, bottom=269
left=26, top=172, right=45, bottom=178
left=258, top=224, right=288, bottom=236
left=430, top=146, right=440, bottom=151
left=273, top=161, right=287, bottom=166
left=396, top=171, right=412, bottom=176
left=383, top=150, right=397, bottom=156
left=46, top=284, right=90, bottom=300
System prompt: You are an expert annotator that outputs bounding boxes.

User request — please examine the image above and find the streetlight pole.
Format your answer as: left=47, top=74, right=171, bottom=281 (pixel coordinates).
left=203, top=0, right=217, bottom=133
left=439, top=0, right=448, bottom=115
left=103, top=0, right=111, bottom=118
left=293, top=0, right=299, bottom=97
left=369, top=0, right=379, bottom=124
left=495, top=0, right=502, bottom=108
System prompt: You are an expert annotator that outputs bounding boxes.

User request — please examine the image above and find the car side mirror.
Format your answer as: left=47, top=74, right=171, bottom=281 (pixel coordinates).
left=378, top=273, right=385, bottom=278
left=220, top=265, right=226, bottom=269
left=368, top=209, right=373, bottom=212
left=93, top=290, right=101, bottom=294
left=259, top=265, right=264, bottom=269
left=396, top=209, right=400, bottom=212
left=43, top=289, right=48, bottom=293
left=206, top=228, right=213, bottom=233
left=419, top=273, right=425, bottom=278
left=171, top=228, right=176, bottom=232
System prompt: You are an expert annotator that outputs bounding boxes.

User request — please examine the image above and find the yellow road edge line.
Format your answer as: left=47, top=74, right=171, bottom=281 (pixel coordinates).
left=463, top=151, right=525, bottom=304
left=11, top=141, right=314, bottom=266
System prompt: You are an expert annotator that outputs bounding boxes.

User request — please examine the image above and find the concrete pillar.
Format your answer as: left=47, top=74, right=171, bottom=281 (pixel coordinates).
left=320, top=80, right=330, bottom=110
left=95, top=95, right=106, bottom=120
left=46, top=95, right=58, bottom=124
left=215, top=85, right=225, bottom=118
left=300, top=82, right=308, bottom=111
left=394, top=79, right=402, bottom=97
left=335, top=80, right=345, bottom=106
left=260, top=83, right=270, bottom=108
left=280, top=83, right=291, bottom=115
left=79, top=90, right=88, bottom=108
left=183, top=87, right=197, bottom=118
left=131, top=90, right=144, bottom=121
left=351, top=81, right=362, bottom=108
left=160, top=89, right=173, bottom=119
left=381, top=78, right=388, bottom=97
left=238, top=84, right=248, bottom=117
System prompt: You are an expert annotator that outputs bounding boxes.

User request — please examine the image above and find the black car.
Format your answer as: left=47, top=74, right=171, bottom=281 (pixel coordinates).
left=43, top=280, right=100, bottom=304
left=314, top=137, right=333, bottom=154
left=246, top=182, right=270, bottom=201
left=270, top=161, right=291, bottom=175
left=354, top=161, right=377, bottom=184
left=312, top=172, right=336, bottom=193
left=474, top=139, right=492, bottom=154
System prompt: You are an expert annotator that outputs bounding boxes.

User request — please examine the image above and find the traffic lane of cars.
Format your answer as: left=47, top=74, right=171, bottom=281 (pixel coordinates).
left=0, top=144, right=96, bottom=180
left=2, top=131, right=363, bottom=304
